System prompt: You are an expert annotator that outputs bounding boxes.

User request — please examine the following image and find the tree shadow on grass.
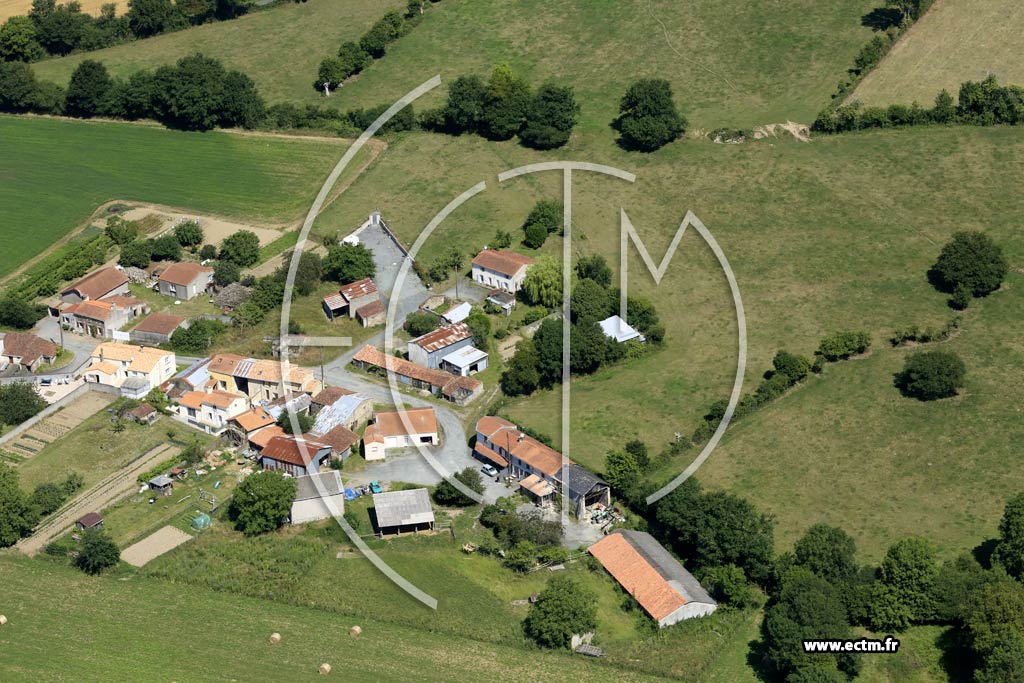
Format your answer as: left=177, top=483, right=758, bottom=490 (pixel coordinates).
left=971, top=537, right=999, bottom=569
left=862, top=7, right=903, bottom=31
left=935, top=626, right=974, bottom=683
left=746, top=637, right=780, bottom=683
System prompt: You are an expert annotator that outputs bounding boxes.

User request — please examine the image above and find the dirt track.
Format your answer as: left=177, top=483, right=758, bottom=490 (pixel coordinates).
left=17, top=443, right=181, bottom=556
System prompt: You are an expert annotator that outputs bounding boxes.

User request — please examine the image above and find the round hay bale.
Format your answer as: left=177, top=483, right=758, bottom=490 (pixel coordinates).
left=0, top=615, right=7, bottom=626
left=269, top=632, right=281, bottom=644
left=319, top=662, right=332, bottom=675
left=348, top=625, right=361, bottom=637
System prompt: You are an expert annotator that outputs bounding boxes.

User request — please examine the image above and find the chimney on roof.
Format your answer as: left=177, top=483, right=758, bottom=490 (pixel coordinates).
left=518, top=432, right=524, bottom=443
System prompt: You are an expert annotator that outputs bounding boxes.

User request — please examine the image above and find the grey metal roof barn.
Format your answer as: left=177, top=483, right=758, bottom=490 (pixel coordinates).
left=372, top=488, right=434, bottom=529
left=294, top=470, right=345, bottom=502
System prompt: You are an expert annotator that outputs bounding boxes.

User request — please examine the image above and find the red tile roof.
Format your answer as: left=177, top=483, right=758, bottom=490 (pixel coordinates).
left=471, top=250, right=535, bottom=278
left=312, top=424, right=360, bottom=453
left=62, top=267, right=128, bottom=300
left=159, top=262, right=213, bottom=287
left=339, top=278, right=378, bottom=301
left=373, top=407, right=437, bottom=437
left=261, top=435, right=330, bottom=467
left=1, top=333, right=57, bottom=365
left=352, top=345, right=482, bottom=397
left=311, top=386, right=354, bottom=406
left=588, top=532, right=691, bottom=622
left=133, top=313, right=186, bottom=336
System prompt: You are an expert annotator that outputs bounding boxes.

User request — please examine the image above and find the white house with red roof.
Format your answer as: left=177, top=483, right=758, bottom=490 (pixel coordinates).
left=471, top=249, right=535, bottom=293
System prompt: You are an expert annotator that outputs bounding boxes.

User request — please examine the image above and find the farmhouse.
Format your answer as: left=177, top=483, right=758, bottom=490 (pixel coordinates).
left=588, top=530, right=717, bottom=626
left=260, top=435, right=333, bottom=477
left=0, top=333, right=57, bottom=372
left=129, top=313, right=187, bottom=345
left=204, top=353, right=322, bottom=402
left=60, top=267, right=129, bottom=304
left=322, top=278, right=381, bottom=322
left=60, top=296, right=148, bottom=338
left=374, top=407, right=437, bottom=446
left=85, top=343, right=176, bottom=398
left=372, top=488, right=435, bottom=536
left=599, top=315, right=645, bottom=344
left=474, top=416, right=610, bottom=515
left=351, top=345, right=482, bottom=405
left=471, top=249, right=534, bottom=293
left=176, top=390, right=249, bottom=434
left=291, top=470, right=345, bottom=524
left=407, top=322, right=477, bottom=370
left=158, top=262, right=214, bottom=300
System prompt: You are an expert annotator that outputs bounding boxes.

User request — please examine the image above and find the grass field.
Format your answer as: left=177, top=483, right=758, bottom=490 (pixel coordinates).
left=33, top=0, right=876, bottom=131
left=315, top=124, right=1024, bottom=565
left=0, top=116, right=348, bottom=277
left=0, top=555, right=675, bottom=683
left=854, top=0, right=1024, bottom=106
left=32, top=0, right=405, bottom=104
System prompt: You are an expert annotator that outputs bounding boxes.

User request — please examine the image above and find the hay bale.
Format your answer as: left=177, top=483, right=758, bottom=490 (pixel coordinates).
left=0, top=615, right=7, bottom=626
left=349, top=625, right=361, bottom=637
left=269, top=632, right=281, bottom=644
left=319, top=663, right=332, bottom=675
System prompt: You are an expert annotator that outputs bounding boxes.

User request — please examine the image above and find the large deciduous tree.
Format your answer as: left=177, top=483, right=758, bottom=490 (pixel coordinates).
left=324, top=242, right=375, bottom=284
left=893, top=350, right=966, bottom=401
left=65, top=59, right=113, bottom=117
left=519, top=82, right=579, bottom=149
left=230, top=470, right=297, bottom=535
left=523, top=575, right=597, bottom=649
left=614, top=78, right=686, bottom=152
left=218, top=230, right=261, bottom=267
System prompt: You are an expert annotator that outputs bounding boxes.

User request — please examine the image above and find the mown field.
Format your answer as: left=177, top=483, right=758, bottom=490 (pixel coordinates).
left=0, top=555, right=674, bottom=683
left=34, top=0, right=876, bottom=131
left=0, top=116, right=348, bottom=277
left=854, top=0, right=1024, bottom=106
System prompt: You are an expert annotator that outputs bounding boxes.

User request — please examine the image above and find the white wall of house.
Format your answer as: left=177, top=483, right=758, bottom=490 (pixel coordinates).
left=471, top=264, right=528, bottom=293
left=364, top=441, right=386, bottom=461
left=660, top=601, right=718, bottom=627
left=291, top=494, right=346, bottom=524
left=382, top=431, right=438, bottom=449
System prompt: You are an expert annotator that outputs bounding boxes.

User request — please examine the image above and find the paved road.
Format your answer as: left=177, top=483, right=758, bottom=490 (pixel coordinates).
left=17, top=443, right=181, bottom=556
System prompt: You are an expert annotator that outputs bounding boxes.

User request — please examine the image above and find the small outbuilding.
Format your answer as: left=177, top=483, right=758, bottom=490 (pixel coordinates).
left=148, top=474, right=174, bottom=496
left=75, top=512, right=104, bottom=531
left=599, top=315, right=645, bottom=344
left=128, top=402, right=159, bottom=425
left=372, top=488, right=434, bottom=536
left=290, top=470, right=346, bottom=525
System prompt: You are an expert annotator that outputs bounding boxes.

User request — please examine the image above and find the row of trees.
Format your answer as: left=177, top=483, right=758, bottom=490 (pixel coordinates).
left=0, top=464, right=82, bottom=546
left=423, top=64, right=580, bottom=150
left=316, top=1, right=443, bottom=92
left=0, top=53, right=263, bottom=130
left=0, top=0, right=249, bottom=62
left=814, top=77, right=1024, bottom=134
